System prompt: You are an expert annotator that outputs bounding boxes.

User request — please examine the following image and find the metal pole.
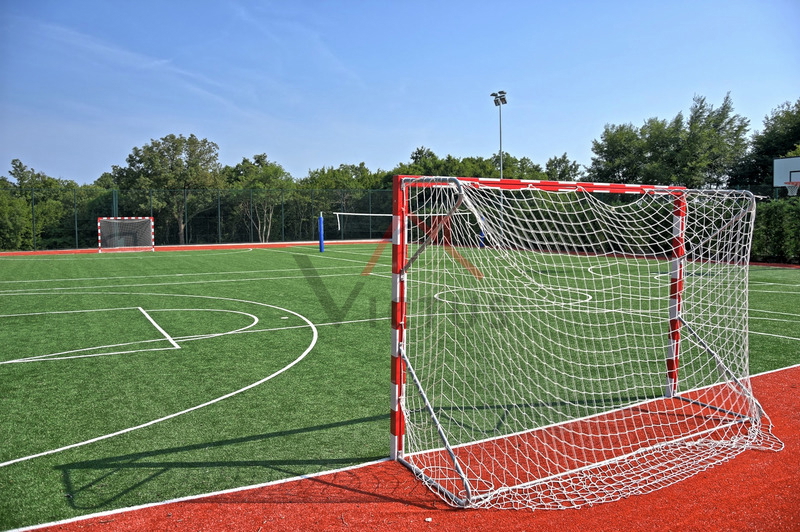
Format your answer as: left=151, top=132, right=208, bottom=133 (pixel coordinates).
left=74, top=189, right=78, bottom=249
left=491, top=91, right=507, bottom=179
left=31, top=189, right=36, bottom=251
left=499, top=102, right=503, bottom=179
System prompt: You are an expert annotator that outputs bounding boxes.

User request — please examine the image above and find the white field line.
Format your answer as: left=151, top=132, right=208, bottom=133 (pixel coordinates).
left=4, top=342, right=179, bottom=364
left=750, top=309, right=800, bottom=317
left=0, top=248, right=256, bottom=262
left=750, top=331, right=800, bottom=341
left=750, top=289, right=800, bottom=294
left=0, top=298, right=319, bottom=469
left=0, top=264, right=368, bottom=285
left=750, top=309, right=800, bottom=341
left=3, top=309, right=261, bottom=364
left=138, top=307, right=180, bottom=349
left=268, top=246, right=390, bottom=267
left=0, top=272, right=374, bottom=294
left=13, top=318, right=389, bottom=361
left=0, top=307, right=138, bottom=318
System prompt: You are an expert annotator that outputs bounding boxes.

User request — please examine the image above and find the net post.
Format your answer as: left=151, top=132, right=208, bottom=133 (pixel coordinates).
left=318, top=212, right=325, bottom=252
left=665, top=192, right=687, bottom=398
left=390, top=175, right=407, bottom=460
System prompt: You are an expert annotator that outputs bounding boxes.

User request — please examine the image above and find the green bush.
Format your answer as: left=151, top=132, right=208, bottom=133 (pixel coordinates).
left=752, top=197, right=800, bottom=263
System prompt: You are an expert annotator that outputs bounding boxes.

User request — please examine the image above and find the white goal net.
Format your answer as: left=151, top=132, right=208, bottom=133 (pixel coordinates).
left=97, top=217, right=155, bottom=252
left=390, top=176, right=782, bottom=510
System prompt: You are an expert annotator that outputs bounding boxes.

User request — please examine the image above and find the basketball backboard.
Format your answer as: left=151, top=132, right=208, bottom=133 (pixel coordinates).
left=774, top=156, right=800, bottom=187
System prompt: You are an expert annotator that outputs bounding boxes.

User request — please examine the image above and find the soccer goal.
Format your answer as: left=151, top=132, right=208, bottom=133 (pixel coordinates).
left=390, top=175, right=782, bottom=510
left=97, top=217, right=155, bottom=252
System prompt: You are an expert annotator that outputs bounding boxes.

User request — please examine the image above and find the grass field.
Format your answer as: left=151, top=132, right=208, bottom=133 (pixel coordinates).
left=1, top=243, right=799, bottom=530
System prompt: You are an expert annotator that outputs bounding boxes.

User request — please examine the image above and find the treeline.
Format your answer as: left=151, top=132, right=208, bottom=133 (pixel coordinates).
left=2, top=94, right=799, bottom=258
left=3, top=94, right=798, bottom=192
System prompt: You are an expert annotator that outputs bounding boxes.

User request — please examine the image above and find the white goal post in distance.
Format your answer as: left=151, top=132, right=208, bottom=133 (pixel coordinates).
left=390, top=175, right=783, bottom=510
left=97, top=217, right=155, bottom=252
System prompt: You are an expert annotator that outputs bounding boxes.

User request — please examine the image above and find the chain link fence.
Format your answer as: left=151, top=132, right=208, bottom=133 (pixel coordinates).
left=2, top=186, right=798, bottom=264
left=0, top=188, right=392, bottom=251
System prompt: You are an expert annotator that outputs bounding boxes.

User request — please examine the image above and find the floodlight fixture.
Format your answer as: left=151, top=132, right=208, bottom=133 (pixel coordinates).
left=490, top=91, right=508, bottom=178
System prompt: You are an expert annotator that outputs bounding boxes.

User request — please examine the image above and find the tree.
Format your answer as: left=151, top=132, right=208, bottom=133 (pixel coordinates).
left=730, top=98, right=800, bottom=189
left=108, top=134, right=223, bottom=244
left=587, top=124, right=644, bottom=183
left=392, top=146, right=441, bottom=176
left=679, top=94, right=749, bottom=188
left=5, top=159, right=77, bottom=249
left=8, top=159, right=76, bottom=189
left=586, top=94, right=749, bottom=187
left=0, top=188, right=31, bottom=250
left=225, top=154, right=294, bottom=243
left=460, top=156, right=498, bottom=178
left=545, top=153, right=583, bottom=181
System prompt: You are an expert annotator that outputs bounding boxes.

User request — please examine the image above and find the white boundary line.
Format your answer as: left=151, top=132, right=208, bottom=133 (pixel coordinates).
left=9, top=458, right=393, bottom=532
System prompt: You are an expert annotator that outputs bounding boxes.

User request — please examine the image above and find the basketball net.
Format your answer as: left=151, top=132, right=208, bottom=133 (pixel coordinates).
left=785, top=182, right=800, bottom=197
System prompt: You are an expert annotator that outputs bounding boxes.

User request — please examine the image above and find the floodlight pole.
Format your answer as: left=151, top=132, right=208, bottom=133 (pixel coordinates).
left=491, top=91, right=507, bottom=179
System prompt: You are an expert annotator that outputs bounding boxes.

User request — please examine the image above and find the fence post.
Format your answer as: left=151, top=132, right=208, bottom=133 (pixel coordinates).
left=31, top=189, right=36, bottom=251
left=281, top=189, right=285, bottom=242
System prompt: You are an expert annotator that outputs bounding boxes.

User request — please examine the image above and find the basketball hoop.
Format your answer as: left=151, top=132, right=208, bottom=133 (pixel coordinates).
left=785, top=182, right=800, bottom=197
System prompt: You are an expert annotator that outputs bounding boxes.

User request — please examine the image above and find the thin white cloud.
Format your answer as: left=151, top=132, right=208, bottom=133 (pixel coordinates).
left=39, top=22, right=252, bottom=116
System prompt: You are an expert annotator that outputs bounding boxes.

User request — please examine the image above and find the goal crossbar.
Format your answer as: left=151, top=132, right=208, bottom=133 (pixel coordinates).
left=390, top=175, right=782, bottom=510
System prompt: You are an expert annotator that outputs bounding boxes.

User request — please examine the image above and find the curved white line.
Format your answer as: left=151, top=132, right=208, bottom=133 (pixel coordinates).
left=0, top=292, right=318, bottom=468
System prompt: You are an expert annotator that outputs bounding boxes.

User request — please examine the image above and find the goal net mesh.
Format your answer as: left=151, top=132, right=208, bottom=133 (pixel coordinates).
left=98, top=218, right=154, bottom=251
left=397, top=178, right=782, bottom=509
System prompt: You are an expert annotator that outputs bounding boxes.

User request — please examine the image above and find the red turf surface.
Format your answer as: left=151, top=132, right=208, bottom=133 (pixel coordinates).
left=31, top=365, right=799, bottom=532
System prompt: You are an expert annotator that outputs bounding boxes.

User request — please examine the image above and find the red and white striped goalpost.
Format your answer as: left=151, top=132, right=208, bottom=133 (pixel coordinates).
left=389, top=175, right=688, bottom=459
left=390, top=175, right=408, bottom=460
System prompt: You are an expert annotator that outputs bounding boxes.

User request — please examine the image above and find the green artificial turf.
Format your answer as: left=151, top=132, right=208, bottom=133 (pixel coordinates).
left=0, top=246, right=797, bottom=529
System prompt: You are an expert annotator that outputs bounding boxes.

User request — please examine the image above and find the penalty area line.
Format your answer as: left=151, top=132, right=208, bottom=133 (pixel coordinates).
left=139, top=307, right=180, bottom=349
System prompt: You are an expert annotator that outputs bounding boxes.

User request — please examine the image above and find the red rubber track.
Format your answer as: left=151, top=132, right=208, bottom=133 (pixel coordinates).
left=0, top=240, right=388, bottom=257
left=32, top=365, right=800, bottom=532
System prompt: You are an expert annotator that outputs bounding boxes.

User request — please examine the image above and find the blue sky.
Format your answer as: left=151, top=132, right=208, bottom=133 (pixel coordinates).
left=1, top=0, right=798, bottom=185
